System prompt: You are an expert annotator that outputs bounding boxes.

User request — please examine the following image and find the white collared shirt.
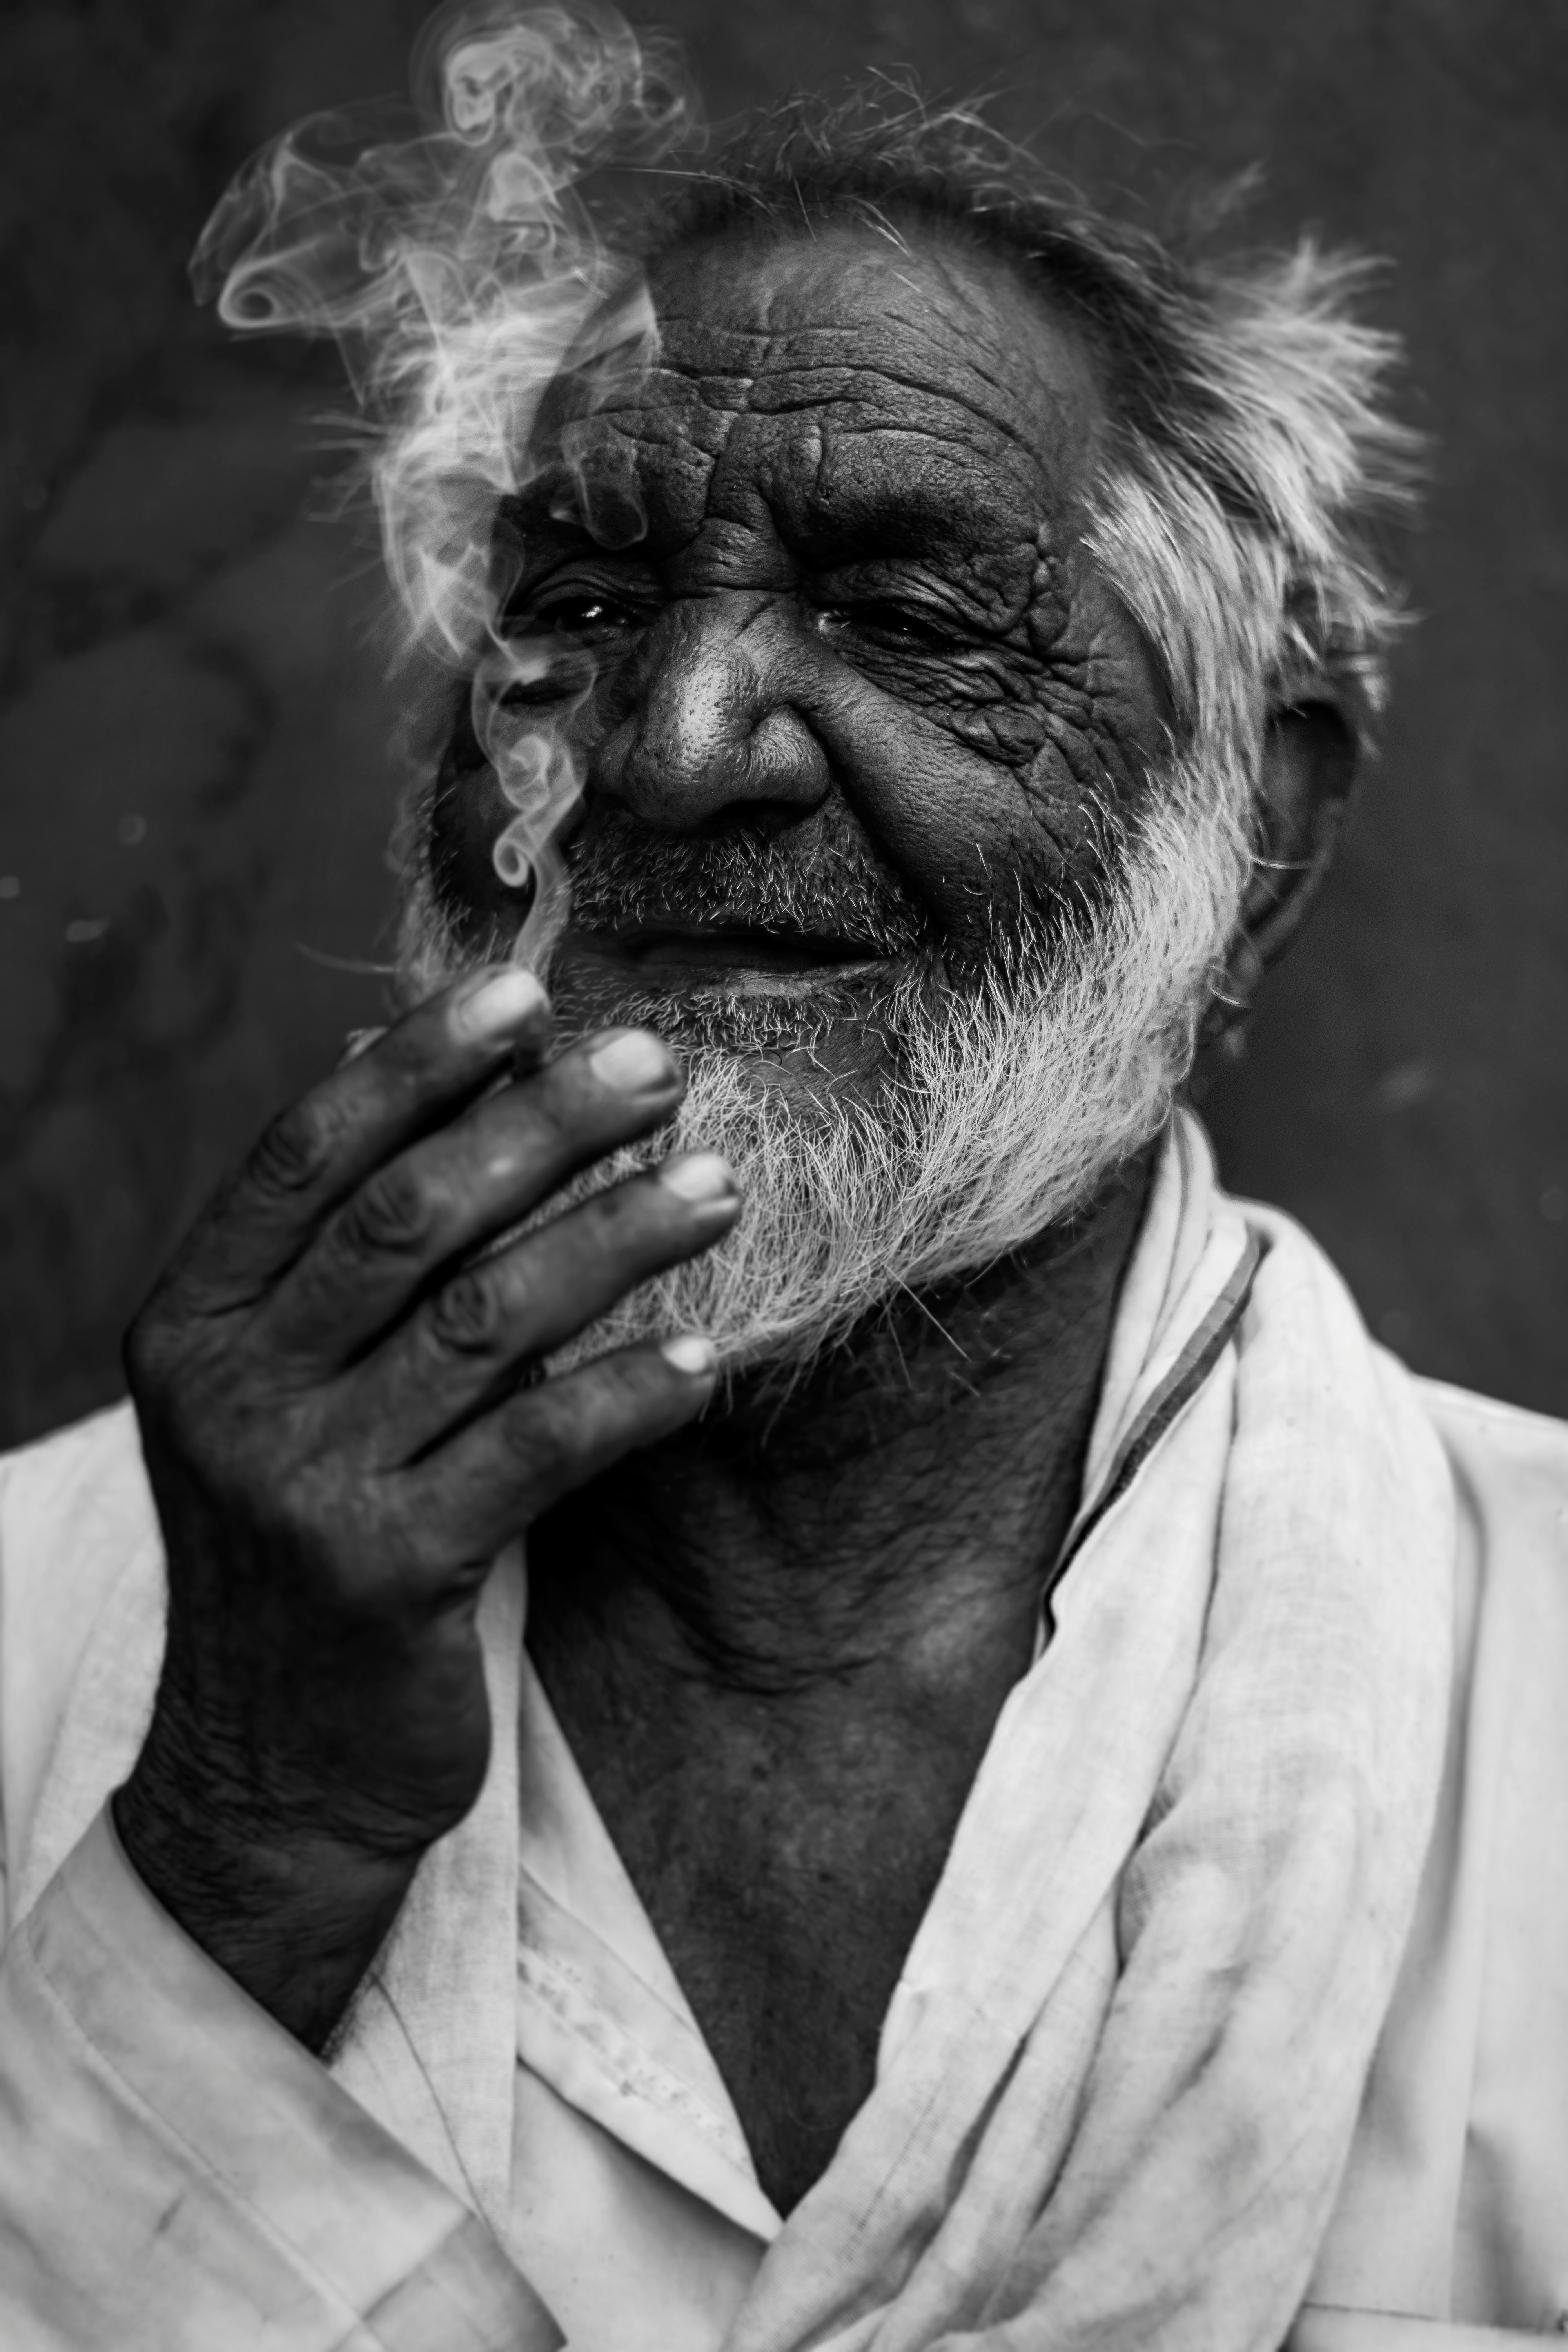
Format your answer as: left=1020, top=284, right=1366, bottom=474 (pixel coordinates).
left=4, top=1120, right=1568, bottom=2347
left=505, top=1648, right=777, bottom=2348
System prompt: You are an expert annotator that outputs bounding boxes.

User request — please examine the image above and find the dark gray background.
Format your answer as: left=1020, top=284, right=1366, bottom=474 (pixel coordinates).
left=2, top=0, right=1564, bottom=1448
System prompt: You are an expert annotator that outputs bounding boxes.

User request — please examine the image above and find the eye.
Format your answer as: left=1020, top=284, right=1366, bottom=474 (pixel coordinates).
left=544, top=592, right=634, bottom=633
left=510, top=586, right=650, bottom=642
left=812, top=599, right=949, bottom=653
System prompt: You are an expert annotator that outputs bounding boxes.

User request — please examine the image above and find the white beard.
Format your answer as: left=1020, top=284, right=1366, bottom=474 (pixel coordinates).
left=401, top=745, right=1250, bottom=1387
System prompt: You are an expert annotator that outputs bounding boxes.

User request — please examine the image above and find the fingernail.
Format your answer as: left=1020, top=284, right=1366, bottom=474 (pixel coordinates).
left=589, top=1030, right=676, bottom=1094
left=659, top=1152, right=735, bottom=1205
left=662, top=1333, right=717, bottom=1377
left=455, top=967, right=547, bottom=1043
left=338, top=1024, right=386, bottom=1067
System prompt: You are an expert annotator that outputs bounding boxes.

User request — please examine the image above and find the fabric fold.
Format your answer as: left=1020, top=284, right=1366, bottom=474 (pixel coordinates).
left=331, top=1544, right=528, bottom=2253
left=1, top=1808, right=559, bottom=2351
left=0, top=1109, right=1466, bottom=2351
left=722, top=1112, right=1455, bottom=2352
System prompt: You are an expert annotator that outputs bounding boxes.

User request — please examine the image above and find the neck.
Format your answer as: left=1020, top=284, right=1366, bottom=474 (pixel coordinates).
left=526, top=1144, right=1156, bottom=1707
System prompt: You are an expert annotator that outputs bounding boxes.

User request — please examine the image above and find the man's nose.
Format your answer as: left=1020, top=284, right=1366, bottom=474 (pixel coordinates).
left=595, top=595, right=831, bottom=832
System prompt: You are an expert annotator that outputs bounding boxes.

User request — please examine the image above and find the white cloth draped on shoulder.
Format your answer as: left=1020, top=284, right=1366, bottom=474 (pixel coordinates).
left=718, top=1111, right=1455, bottom=2351
left=0, top=1109, right=1468, bottom=2349
left=322, top=1108, right=1459, bottom=2352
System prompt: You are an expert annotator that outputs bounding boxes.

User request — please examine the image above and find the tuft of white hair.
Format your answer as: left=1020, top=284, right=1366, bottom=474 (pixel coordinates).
left=1087, top=241, right=1422, bottom=787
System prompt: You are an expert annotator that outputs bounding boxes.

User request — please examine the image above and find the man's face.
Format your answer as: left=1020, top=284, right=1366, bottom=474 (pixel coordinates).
left=434, top=219, right=1171, bottom=1098
left=417, top=220, right=1244, bottom=1375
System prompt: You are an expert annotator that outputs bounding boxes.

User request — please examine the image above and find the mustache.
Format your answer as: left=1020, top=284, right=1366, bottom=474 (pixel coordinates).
left=563, top=802, right=933, bottom=958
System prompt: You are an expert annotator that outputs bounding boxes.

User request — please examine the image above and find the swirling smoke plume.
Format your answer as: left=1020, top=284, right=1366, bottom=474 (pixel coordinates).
left=194, top=0, right=689, bottom=969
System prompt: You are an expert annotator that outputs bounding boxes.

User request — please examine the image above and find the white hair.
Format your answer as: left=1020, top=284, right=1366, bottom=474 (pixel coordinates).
left=1086, top=242, right=1421, bottom=780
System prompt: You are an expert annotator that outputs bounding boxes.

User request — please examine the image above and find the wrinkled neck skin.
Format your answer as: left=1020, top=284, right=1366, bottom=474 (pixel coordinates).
left=527, top=1147, right=1152, bottom=1731
left=526, top=1149, right=1153, bottom=2215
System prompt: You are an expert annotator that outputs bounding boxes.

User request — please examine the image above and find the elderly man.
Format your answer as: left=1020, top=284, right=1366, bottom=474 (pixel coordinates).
left=2, top=13, right=1566, bottom=2352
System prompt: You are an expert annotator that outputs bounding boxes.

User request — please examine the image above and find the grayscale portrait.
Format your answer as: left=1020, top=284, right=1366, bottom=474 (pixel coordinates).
left=0, top=3, right=1564, bottom=2346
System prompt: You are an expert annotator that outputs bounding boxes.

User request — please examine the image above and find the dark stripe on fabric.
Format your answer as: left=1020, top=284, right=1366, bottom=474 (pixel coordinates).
left=1043, top=1227, right=1267, bottom=1627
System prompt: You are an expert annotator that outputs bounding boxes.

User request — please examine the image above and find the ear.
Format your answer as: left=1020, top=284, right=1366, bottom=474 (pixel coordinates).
left=1201, top=700, right=1359, bottom=1042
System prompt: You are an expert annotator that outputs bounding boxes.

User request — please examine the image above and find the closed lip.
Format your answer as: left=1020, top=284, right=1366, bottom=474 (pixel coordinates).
left=565, top=922, right=892, bottom=978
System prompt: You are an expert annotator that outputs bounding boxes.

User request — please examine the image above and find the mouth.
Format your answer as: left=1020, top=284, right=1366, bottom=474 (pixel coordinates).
left=559, top=921, right=895, bottom=992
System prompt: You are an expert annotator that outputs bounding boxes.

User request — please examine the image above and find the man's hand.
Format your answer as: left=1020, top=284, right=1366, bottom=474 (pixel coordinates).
left=113, top=967, right=737, bottom=2049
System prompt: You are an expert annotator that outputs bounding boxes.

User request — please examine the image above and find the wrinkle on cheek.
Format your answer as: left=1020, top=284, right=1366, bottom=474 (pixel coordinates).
left=804, top=695, right=1031, bottom=942
left=775, top=620, right=1158, bottom=951
left=1018, top=685, right=1159, bottom=866
left=1060, top=548, right=1171, bottom=762
left=816, top=663, right=1156, bottom=945
left=1016, top=742, right=1123, bottom=883
left=944, top=703, right=1052, bottom=764
left=1031, top=710, right=1112, bottom=809
left=1025, top=532, right=1073, bottom=655
left=1008, top=557, right=1169, bottom=832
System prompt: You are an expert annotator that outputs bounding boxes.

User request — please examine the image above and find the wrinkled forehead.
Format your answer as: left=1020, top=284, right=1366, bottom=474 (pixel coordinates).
left=530, top=223, right=1109, bottom=560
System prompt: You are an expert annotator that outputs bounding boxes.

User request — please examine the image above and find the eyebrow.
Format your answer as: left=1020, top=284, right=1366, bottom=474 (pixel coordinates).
left=777, top=444, right=1032, bottom=570
left=813, top=474, right=1053, bottom=600
left=492, top=483, right=646, bottom=572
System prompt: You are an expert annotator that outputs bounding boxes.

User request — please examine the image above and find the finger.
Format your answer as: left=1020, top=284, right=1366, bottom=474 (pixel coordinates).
left=404, top=1332, right=721, bottom=1566
left=345, top=1152, right=739, bottom=1462
left=259, top=1027, right=691, bottom=1367
left=161, top=967, right=553, bottom=1314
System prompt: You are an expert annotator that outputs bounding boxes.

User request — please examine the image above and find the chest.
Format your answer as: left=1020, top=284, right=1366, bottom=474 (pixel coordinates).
left=588, top=1716, right=984, bottom=2215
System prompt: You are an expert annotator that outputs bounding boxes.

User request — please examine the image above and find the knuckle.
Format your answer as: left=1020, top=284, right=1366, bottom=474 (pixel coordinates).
left=522, top=1375, right=574, bottom=1445
left=372, top=1023, right=434, bottom=1093
left=577, top=1177, right=679, bottom=1269
left=519, top=1074, right=572, bottom=1152
left=250, top=1098, right=337, bottom=1199
left=496, top=1384, right=572, bottom=1483
left=426, top=1265, right=503, bottom=1358
left=339, top=1162, right=439, bottom=1261
left=124, top=1293, right=225, bottom=1408
left=583, top=1181, right=635, bottom=1234
left=123, top=1310, right=181, bottom=1408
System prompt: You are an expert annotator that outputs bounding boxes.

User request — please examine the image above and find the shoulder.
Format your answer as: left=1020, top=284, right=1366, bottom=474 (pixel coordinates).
left=1406, top=1374, right=1568, bottom=1691
left=1390, top=1381, right=1568, bottom=2319
left=1410, top=1374, right=1568, bottom=1565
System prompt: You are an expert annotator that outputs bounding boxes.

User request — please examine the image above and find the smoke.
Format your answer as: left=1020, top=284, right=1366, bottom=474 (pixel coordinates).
left=191, top=1, right=693, bottom=963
